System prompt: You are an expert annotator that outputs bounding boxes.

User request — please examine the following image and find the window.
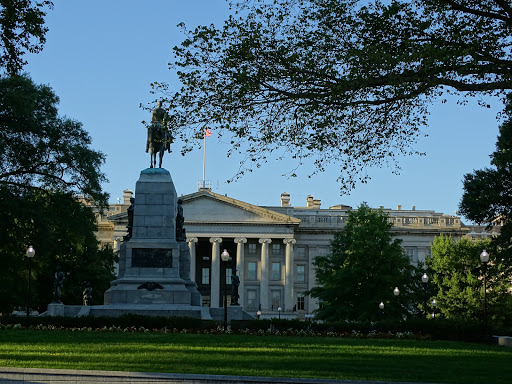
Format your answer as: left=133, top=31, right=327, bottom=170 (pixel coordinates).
left=248, top=262, right=257, bottom=280
left=271, top=262, right=281, bottom=280
left=248, top=243, right=257, bottom=254
left=201, top=268, right=210, bottom=285
left=296, top=247, right=306, bottom=257
left=225, top=268, right=232, bottom=284
left=247, top=289, right=257, bottom=309
left=297, top=295, right=305, bottom=311
left=296, top=265, right=305, bottom=283
left=271, top=290, right=281, bottom=309
left=272, top=244, right=281, bottom=255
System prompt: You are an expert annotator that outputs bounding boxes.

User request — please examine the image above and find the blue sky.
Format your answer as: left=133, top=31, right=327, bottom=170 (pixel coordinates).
left=25, top=0, right=503, bottom=220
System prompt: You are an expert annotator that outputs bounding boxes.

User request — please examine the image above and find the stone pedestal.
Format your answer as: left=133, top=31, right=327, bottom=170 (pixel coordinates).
left=102, top=168, right=202, bottom=315
left=46, top=303, right=64, bottom=317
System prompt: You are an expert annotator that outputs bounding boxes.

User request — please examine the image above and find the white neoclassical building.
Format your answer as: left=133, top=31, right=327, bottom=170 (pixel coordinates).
left=95, top=187, right=472, bottom=318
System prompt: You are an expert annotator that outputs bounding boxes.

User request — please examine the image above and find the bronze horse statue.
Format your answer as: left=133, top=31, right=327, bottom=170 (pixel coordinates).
left=146, top=123, right=172, bottom=168
left=146, top=101, right=173, bottom=168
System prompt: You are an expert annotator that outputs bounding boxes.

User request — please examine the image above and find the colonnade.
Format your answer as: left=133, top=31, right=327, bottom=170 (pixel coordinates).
left=186, top=237, right=296, bottom=310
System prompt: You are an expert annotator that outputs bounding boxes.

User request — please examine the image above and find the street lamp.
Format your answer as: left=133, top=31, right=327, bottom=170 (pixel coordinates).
left=432, top=299, right=437, bottom=319
left=221, top=249, right=230, bottom=331
left=25, top=245, right=35, bottom=317
left=379, top=301, right=385, bottom=318
left=256, top=310, right=261, bottom=320
left=480, top=249, right=489, bottom=335
left=422, top=273, right=429, bottom=317
left=393, top=287, right=400, bottom=318
left=278, top=306, right=282, bottom=320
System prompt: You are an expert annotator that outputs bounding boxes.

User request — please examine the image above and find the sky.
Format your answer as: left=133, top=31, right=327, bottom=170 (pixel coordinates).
left=25, top=0, right=504, bottom=221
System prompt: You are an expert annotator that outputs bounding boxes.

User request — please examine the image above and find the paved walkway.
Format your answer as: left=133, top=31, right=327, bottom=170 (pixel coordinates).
left=0, top=368, right=438, bottom=384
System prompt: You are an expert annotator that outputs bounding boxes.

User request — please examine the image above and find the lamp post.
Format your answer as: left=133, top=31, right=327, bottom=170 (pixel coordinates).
left=25, top=246, right=35, bottom=317
left=422, top=273, right=429, bottom=317
left=480, top=249, right=489, bottom=335
left=278, top=306, right=282, bottom=320
left=379, top=301, right=385, bottom=318
left=393, top=287, right=400, bottom=318
left=256, top=310, right=261, bottom=320
left=221, top=249, right=230, bottom=331
left=432, top=299, right=437, bottom=319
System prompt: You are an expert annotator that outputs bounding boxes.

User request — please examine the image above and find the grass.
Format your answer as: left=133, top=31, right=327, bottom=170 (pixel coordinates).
left=0, top=330, right=511, bottom=383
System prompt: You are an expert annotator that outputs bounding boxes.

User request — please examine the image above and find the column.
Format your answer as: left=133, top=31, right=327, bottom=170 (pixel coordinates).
left=234, top=237, right=247, bottom=306
left=259, top=238, right=272, bottom=311
left=187, top=237, right=198, bottom=283
left=283, top=238, right=296, bottom=311
left=210, top=237, right=222, bottom=308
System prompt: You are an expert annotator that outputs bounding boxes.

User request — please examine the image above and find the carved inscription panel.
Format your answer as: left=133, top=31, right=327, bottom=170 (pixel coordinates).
left=132, top=248, right=172, bottom=268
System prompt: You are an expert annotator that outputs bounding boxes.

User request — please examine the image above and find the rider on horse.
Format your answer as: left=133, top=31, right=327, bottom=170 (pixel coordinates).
left=146, top=101, right=173, bottom=168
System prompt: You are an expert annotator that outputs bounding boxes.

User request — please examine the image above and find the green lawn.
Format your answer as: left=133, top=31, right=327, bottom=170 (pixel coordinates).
left=0, top=330, right=510, bottom=384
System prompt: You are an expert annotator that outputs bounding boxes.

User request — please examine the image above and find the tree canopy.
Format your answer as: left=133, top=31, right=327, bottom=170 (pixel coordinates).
left=0, top=189, right=117, bottom=312
left=459, top=94, right=512, bottom=226
left=155, top=0, right=512, bottom=192
left=426, top=236, right=512, bottom=327
left=0, top=4, right=115, bottom=313
left=0, top=75, right=113, bottom=312
left=307, top=203, right=422, bottom=321
left=0, top=75, right=108, bottom=206
left=0, top=0, right=53, bottom=76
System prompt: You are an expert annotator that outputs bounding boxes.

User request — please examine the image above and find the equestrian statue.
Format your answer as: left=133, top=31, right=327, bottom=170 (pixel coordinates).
left=146, top=101, right=174, bottom=168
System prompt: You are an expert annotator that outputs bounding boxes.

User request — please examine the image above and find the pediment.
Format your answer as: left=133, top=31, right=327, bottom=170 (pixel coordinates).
left=181, top=191, right=300, bottom=225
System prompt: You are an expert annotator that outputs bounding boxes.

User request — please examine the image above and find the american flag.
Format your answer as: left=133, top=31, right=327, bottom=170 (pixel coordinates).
left=204, top=128, right=212, bottom=137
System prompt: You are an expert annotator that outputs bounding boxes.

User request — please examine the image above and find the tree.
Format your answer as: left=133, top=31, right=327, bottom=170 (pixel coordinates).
left=0, top=75, right=113, bottom=312
left=0, top=189, right=117, bottom=312
left=154, top=0, right=512, bottom=193
left=0, top=0, right=53, bottom=76
left=459, top=94, right=512, bottom=227
left=459, top=93, right=512, bottom=275
left=0, top=75, right=108, bottom=206
left=307, top=203, right=422, bottom=321
left=426, top=236, right=512, bottom=327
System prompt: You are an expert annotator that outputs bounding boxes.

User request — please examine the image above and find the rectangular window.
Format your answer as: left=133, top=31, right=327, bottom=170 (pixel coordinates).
left=296, top=265, right=305, bottom=283
left=201, top=268, right=210, bottom=285
left=272, top=244, right=281, bottom=255
left=296, top=247, right=306, bottom=257
left=225, top=267, right=232, bottom=284
left=247, top=289, right=257, bottom=309
left=271, top=262, right=281, bottom=280
left=248, top=243, right=257, bottom=254
left=297, top=295, right=305, bottom=311
left=271, top=290, right=281, bottom=310
left=248, top=262, right=257, bottom=280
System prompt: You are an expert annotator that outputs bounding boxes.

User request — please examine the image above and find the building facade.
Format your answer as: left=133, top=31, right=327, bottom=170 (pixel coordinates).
left=96, top=189, right=469, bottom=318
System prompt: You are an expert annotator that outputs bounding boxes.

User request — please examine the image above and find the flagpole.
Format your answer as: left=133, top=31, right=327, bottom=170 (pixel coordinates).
left=202, top=133, right=206, bottom=189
